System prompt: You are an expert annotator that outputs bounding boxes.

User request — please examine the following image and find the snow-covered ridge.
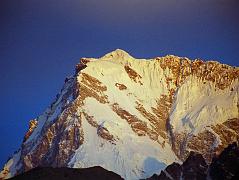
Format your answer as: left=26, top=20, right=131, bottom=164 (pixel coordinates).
left=1, top=49, right=238, bottom=179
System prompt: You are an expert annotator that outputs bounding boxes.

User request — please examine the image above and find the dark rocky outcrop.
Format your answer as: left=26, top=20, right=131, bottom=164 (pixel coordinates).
left=9, top=166, right=123, bottom=180
left=147, top=153, right=207, bottom=180
left=181, top=152, right=208, bottom=180
left=209, top=142, right=239, bottom=180
left=147, top=143, right=239, bottom=180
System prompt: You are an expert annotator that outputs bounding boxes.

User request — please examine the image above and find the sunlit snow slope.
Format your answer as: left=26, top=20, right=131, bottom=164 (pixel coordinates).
left=1, top=49, right=238, bottom=179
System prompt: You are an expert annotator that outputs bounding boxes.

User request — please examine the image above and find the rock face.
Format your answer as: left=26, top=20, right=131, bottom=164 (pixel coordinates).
left=148, top=143, right=239, bottom=180
left=23, top=120, right=37, bottom=142
left=1, top=49, right=238, bottom=179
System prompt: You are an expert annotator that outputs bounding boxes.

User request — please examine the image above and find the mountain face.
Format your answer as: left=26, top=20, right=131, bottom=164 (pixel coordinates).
left=1, top=49, right=238, bottom=179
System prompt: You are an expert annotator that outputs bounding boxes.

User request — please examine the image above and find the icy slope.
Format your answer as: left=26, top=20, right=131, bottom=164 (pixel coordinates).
left=1, top=49, right=238, bottom=179
left=170, top=76, right=238, bottom=134
left=169, top=75, right=238, bottom=161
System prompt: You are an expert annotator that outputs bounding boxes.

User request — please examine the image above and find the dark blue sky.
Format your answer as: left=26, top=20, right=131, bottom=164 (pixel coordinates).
left=0, top=0, right=238, bottom=167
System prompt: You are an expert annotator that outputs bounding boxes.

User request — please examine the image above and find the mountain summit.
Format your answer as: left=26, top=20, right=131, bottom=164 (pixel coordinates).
left=1, top=50, right=238, bottom=179
left=100, top=49, right=133, bottom=60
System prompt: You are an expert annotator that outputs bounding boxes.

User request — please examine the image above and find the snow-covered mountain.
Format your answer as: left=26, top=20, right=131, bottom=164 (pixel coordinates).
left=1, top=49, right=238, bottom=179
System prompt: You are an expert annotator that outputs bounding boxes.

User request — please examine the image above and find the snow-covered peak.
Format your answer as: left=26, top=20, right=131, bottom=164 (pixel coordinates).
left=100, top=49, right=134, bottom=61
left=1, top=50, right=238, bottom=180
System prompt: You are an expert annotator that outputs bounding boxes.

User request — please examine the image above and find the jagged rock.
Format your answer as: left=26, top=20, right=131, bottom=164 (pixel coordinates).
left=148, top=143, right=239, bottom=180
left=148, top=152, right=207, bottom=180
left=210, top=142, right=239, bottom=180
left=182, top=152, right=208, bottom=180
left=23, top=120, right=37, bottom=142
